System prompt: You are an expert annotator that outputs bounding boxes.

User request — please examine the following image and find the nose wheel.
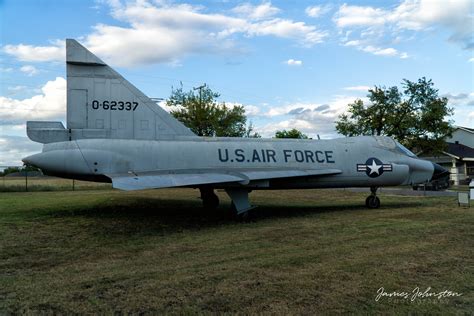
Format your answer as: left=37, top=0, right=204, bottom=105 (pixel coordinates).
left=365, top=186, right=380, bottom=209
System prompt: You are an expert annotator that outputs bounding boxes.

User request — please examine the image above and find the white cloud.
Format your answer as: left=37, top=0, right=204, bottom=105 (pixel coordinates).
left=469, top=57, right=474, bottom=63
left=2, top=1, right=327, bottom=67
left=334, top=4, right=387, bottom=28
left=442, top=92, right=474, bottom=106
left=232, top=2, right=280, bottom=20
left=20, top=65, right=39, bottom=76
left=343, top=40, right=405, bottom=58
left=7, top=85, right=27, bottom=92
left=334, top=0, right=474, bottom=52
left=0, top=135, right=42, bottom=167
left=364, top=46, right=398, bottom=56
left=256, top=95, right=369, bottom=138
left=400, top=52, right=409, bottom=59
left=0, top=77, right=66, bottom=124
left=305, top=5, right=331, bottom=18
left=344, top=85, right=370, bottom=91
left=3, top=40, right=64, bottom=63
left=245, top=19, right=327, bottom=47
left=244, top=104, right=260, bottom=116
left=286, top=59, right=302, bottom=66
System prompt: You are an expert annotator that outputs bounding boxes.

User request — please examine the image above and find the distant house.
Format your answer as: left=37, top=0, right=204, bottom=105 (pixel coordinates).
left=427, top=127, right=474, bottom=185
left=444, top=127, right=474, bottom=184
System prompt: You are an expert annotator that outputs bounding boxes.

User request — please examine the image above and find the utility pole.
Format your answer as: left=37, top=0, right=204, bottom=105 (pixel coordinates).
left=25, top=167, right=28, bottom=192
left=193, top=84, right=206, bottom=107
left=193, top=84, right=207, bottom=136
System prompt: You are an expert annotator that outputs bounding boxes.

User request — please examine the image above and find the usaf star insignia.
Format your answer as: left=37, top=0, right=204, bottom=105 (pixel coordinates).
left=357, top=157, right=393, bottom=178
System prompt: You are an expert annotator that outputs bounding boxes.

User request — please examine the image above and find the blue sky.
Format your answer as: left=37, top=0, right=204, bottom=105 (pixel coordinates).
left=1, top=0, right=473, bottom=166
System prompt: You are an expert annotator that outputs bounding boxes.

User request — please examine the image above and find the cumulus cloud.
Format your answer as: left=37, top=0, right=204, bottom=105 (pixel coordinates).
left=0, top=135, right=42, bottom=167
left=256, top=95, right=365, bottom=138
left=232, top=2, right=280, bottom=20
left=286, top=59, right=303, bottom=66
left=442, top=92, right=474, bottom=106
left=7, top=85, right=27, bottom=92
left=344, top=85, right=371, bottom=91
left=314, top=104, right=330, bottom=112
left=20, top=65, right=39, bottom=76
left=305, top=5, right=331, bottom=18
left=343, top=39, right=406, bottom=58
left=334, top=0, right=474, bottom=54
left=334, top=4, right=388, bottom=28
left=2, top=1, right=327, bottom=67
left=243, top=104, right=261, bottom=116
left=0, top=77, right=66, bottom=125
left=3, top=40, right=65, bottom=63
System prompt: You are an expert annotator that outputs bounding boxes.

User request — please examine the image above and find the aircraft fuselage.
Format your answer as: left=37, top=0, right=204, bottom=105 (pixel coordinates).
left=23, top=135, right=435, bottom=190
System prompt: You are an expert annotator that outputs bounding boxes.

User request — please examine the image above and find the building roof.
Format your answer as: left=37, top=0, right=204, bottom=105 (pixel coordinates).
left=455, top=126, right=474, bottom=134
left=444, top=142, right=474, bottom=160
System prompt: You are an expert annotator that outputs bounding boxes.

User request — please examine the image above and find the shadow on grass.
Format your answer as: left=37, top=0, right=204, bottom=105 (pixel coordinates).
left=48, top=196, right=425, bottom=236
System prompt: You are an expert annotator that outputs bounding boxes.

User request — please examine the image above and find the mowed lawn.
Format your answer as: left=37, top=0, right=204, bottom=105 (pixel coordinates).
left=0, top=187, right=472, bottom=314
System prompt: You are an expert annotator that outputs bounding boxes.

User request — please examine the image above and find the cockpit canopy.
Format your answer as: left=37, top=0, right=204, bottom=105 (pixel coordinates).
left=395, top=141, right=417, bottom=157
left=374, top=136, right=417, bottom=157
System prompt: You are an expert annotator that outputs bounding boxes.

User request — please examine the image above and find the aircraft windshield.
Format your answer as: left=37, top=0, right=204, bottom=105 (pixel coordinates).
left=396, top=142, right=417, bottom=157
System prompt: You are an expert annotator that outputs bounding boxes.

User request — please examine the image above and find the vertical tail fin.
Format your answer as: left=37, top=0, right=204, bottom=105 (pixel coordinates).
left=66, top=39, right=195, bottom=140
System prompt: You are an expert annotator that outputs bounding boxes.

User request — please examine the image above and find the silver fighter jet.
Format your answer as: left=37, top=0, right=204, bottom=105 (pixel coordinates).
left=23, top=39, right=449, bottom=219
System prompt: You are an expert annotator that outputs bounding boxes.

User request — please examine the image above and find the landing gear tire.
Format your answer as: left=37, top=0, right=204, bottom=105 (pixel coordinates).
left=365, top=186, right=380, bottom=209
left=200, top=188, right=219, bottom=209
left=365, top=195, right=380, bottom=209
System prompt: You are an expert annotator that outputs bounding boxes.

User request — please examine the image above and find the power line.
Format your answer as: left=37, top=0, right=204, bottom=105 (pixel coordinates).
left=1, top=62, right=273, bottom=105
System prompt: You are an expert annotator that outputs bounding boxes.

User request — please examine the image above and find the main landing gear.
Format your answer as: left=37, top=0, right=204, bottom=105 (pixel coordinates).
left=200, top=187, right=219, bottom=210
left=199, top=187, right=255, bottom=221
left=365, top=186, right=380, bottom=209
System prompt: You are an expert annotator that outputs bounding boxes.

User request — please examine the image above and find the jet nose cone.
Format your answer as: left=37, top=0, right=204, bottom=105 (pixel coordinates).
left=431, top=163, right=449, bottom=181
left=22, top=154, right=39, bottom=167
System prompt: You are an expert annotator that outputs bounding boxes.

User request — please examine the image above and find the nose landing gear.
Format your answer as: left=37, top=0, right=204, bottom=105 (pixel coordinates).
left=365, top=186, right=380, bottom=209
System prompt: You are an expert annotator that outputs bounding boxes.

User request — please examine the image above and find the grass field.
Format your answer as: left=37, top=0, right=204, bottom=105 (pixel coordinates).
left=0, top=177, right=111, bottom=192
left=0, top=186, right=473, bottom=314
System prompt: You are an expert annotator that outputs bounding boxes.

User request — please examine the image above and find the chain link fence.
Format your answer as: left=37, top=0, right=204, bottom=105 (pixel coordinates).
left=0, top=165, right=111, bottom=192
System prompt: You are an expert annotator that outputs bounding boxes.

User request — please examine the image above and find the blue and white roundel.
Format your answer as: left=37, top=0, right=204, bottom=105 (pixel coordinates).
left=357, top=157, right=393, bottom=178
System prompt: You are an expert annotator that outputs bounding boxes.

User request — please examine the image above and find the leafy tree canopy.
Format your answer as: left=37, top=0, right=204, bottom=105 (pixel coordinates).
left=0, top=165, right=39, bottom=176
left=275, top=129, right=309, bottom=139
left=167, top=84, right=258, bottom=137
left=335, top=77, right=454, bottom=154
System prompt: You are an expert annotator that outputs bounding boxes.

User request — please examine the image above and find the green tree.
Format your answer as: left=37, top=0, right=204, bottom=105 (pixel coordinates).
left=2, top=167, right=21, bottom=176
left=1, top=165, right=40, bottom=177
left=275, top=128, right=308, bottom=139
left=167, top=84, right=253, bottom=137
left=335, top=77, right=453, bottom=154
left=245, top=122, right=261, bottom=138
